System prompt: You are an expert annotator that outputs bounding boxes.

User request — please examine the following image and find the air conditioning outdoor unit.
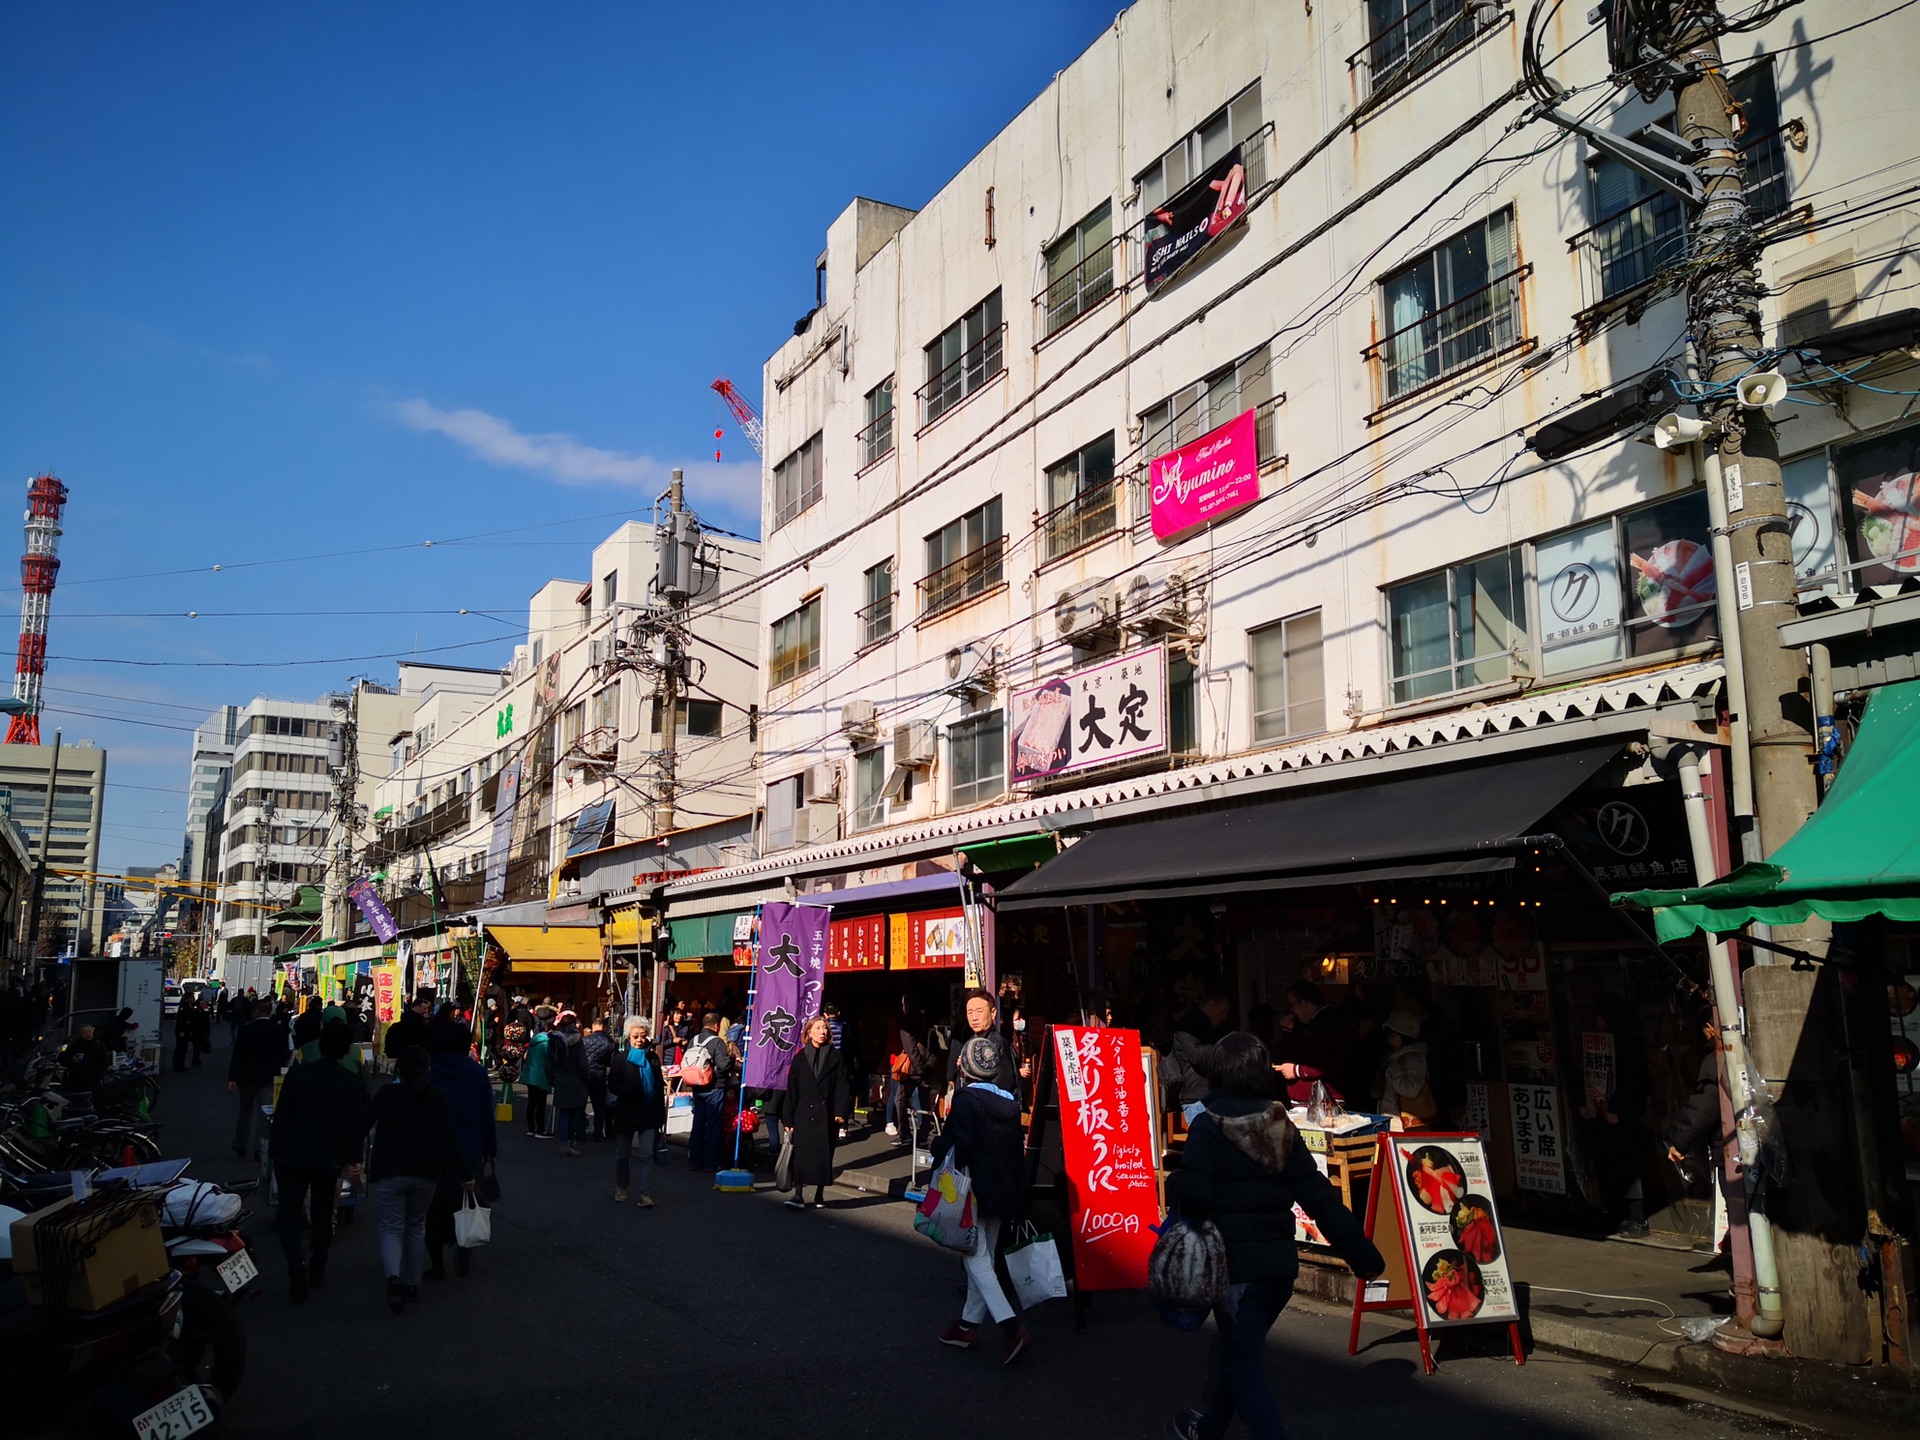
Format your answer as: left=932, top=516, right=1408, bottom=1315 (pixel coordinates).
left=839, top=699, right=877, bottom=737
left=589, top=637, right=607, bottom=669
left=807, top=760, right=842, bottom=801
left=796, top=803, right=842, bottom=846
left=1054, top=583, right=1119, bottom=643
left=893, top=720, right=935, bottom=768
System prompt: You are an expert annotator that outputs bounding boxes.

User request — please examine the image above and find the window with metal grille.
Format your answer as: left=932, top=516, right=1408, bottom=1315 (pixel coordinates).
left=1374, top=209, right=1522, bottom=400
left=1042, top=434, right=1119, bottom=560
left=769, top=598, right=821, bottom=687
left=922, top=291, right=1004, bottom=425
left=1041, top=202, right=1114, bottom=338
left=922, top=498, right=1004, bottom=616
left=1362, top=0, right=1473, bottom=95
left=1138, top=81, right=1263, bottom=212
left=861, top=377, right=895, bottom=467
left=772, top=432, right=823, bottom=530
left=861, top=558, right=895, bottom=645
left=1139, top=345, right=1277, bottom=465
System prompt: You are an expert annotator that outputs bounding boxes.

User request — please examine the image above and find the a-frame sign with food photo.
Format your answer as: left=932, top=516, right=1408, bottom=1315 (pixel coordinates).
left=1347, top=1132, right=1524, bottom=1374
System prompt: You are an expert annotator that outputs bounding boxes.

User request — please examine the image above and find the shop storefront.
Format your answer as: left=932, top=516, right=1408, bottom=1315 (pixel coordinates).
left=484, top=922, right=609, bottom=1012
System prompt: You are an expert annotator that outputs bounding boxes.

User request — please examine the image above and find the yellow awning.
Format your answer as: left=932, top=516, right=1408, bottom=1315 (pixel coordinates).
left=487, top=925, right=602, bottom=964
left=605, top=908, right=651, bottom=946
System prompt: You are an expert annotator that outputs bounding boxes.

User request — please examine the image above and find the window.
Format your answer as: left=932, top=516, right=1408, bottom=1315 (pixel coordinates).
left=1169, top=657, right=1198, bottom=755
left=1387, top=548, right=1524, bottom=704
left=1139, top=345, right=1277, bottom=466
left=922, top=498, right=1004, bottom=617
left=854, top=746, right=887, bottom=831
left=1139, top=82, right=1264, bottom=212
left=861, top=377, right=895, bottom=468
left=1835, top=426, right=1920, bottom=589
left=601, top=571, right=618, bottom=612
left=764, top=771, right=807, bottom=852
left=861, top=559, right=895, bottom=646
left=556, top=701, right=585, bottom=751
left=772, top=432, right=823, bottom=530
left=252, top=715, right=313, bottom=738
left=1042, top=202, right=1114, bottom=338
left=1364, top=0, right=1473, bottom=94
left=1376, top=209, right=1521, bottom=400
left=1587, top=153, right=1688, bottom=300
left=770, top=597, right=822, bottom=687
left=591, top=680, right=619, bottom=733
left=650, top=696, right=723, bottom=738
left=922, top=290, right=1003, bottom=425
left=1730, top=63, right=1790, bottom=221
left=948, top=710, right=1006, bottom=809
left=1249, top=611, right=1326, bottom=741
left=1043, top=433, right=1118, bottom=560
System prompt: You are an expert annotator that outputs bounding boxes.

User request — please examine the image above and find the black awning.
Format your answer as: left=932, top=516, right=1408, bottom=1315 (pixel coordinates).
left=996, top=739, right=1620, bottom=910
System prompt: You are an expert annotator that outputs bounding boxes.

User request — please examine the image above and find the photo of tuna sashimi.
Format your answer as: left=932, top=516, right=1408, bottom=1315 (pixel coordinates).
left=1422, top=1250, right=1486, bottom=1322
left=1450, top=1196, right=1501, bottom=1264
left=1629, top=538, right=1715, bottom=628
left=1855, top=473, right=1920, bottom=574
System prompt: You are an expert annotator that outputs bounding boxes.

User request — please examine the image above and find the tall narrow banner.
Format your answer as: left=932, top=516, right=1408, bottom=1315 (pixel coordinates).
left=1051, top=1025, right=1161, bottom=1291
left=348, top=876, right=398, bottom=943
left=481, top=757, right=522, bottom=905
left=741, top=902, right=829, bottom=1094
left=372, top=962, right=402, bottom=1025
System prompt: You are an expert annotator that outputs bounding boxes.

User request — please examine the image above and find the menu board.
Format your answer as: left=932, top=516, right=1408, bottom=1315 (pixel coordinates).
left=1384, top=1136, right=1519, bottom=1328
left=1051, top=1025, right=1161, bottom=1291
left=889, top=907, right=970, bottom=970
left=827, top=914, right=888, bottom=972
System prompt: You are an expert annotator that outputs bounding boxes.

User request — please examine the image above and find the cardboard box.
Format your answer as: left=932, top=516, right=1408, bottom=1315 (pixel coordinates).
left=10, top=1194, right=169, bottom=1311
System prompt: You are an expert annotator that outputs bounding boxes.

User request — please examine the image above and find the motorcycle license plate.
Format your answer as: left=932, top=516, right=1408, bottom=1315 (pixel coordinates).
left=133, top=1384, right=216, bottom=1439
left=216, top=1247, right=258, bottom=1293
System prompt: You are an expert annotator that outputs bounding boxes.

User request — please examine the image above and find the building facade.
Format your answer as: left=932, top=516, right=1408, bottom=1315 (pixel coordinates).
left=0, top=739, right=107, bottom=958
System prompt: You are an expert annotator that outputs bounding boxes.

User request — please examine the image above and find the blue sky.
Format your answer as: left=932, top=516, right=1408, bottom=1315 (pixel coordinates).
left=0, top=1, right=1118, bottom=876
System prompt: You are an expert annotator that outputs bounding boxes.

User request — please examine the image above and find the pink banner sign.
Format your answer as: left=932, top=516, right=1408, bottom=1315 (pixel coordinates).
left=1149, top=406, right=1259, bottom=540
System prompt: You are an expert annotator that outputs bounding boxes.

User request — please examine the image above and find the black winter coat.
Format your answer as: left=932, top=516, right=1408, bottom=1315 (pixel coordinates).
left=229, top=1017, right=289, bottom=1087
left=607, top=1049, right=668, bottom=1135
left=778, top=1045, right=851, bottom=1189
left=1168, top=1094, right=1382, bottom=1285
left=359, top=1079, right=461, bottom=1185
left=932, top=1082, right=1025, bottom=1221
left=270, top=1057, right=366, bottom=1170
left=548, top=1027, right=590, bottom=1109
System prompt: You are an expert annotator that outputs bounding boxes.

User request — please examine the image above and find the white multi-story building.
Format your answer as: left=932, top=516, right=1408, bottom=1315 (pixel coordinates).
left=181, top=706, right=238, bottom=894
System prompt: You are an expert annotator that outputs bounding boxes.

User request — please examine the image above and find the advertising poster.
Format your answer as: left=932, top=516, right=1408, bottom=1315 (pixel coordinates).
left=889, top=907, right=971, bottom=970
left=1509, top=1084, right=1566, bottom=1193
left=1387, top=1136, right=1520, bottom=1327
left=1008, top=644, right=1168, bottom=784
left=1148, top=409, right=1259, bottom=540
left=1373, top=901, right=1530, bottom=986
left=1622, top=491, right=1717, bottom=656
left=1293, top=1127, right=1336, bottom=1246
left=481, top=757, right=522, bottom=905
left=1052, top=1025, right=1161, bottom=1291
left=1582, top=1032, right=1617, bottom=1112
left=1145, top=144, right=1249, bottom=292
left=372, top=962, right=402, bottom=1025
left=1836, top=427, right=1920, bottom=588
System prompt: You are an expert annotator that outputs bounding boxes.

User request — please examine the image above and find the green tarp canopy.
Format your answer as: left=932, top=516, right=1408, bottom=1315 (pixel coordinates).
left=280, top=938, right=339, bottom=957
left=1614, top=678, right=1920, bottom=940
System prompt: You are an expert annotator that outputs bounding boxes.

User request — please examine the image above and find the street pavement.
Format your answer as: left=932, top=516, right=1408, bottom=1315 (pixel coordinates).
left=151, top=1054, right=1883, bottom=1440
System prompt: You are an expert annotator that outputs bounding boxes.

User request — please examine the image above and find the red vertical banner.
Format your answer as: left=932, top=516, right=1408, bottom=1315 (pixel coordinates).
left=1051, top=1025, right=1161, bottom=1291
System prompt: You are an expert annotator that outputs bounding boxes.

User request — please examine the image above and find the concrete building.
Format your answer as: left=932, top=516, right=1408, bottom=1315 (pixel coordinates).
left=0, top=739, right=106, bottom=958
left=180, top=706, right=238, bottom=897
left=658, top=0, right=1920, bottom=1351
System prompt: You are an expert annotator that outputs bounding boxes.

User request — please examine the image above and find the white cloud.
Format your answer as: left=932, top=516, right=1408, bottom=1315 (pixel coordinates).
left=389, top=398, right=761, bottom=524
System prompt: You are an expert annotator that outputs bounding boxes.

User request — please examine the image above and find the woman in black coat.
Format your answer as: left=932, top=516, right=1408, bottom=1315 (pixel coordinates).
left=929, top=1036, right=1031, bottom=1365
left=778, top=1015, right=850, bottom=1211
left=606, top=1016, right=668, bottom=1207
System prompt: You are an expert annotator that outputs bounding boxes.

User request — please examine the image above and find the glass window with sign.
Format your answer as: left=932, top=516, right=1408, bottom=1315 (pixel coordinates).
left=1138, top=81, right=1263, bottom=212
left=1250, top=610, right=1326, bottom=741
left=853, top=746, right=887, bottom=831
left=1387, top=549, right=1523, bottom=704
left=1835, top=426, right=1920, bottom=589
left=948, top=710, right=1006, bottom=809
left=1138, top=345, right=1277, bottom=468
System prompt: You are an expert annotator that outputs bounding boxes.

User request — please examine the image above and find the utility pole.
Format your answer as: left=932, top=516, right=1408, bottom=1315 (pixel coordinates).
left=650, top=468, right=699, bottom=837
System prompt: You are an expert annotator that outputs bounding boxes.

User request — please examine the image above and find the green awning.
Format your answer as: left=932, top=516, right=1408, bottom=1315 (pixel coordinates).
left=958, top=834, right=1060, bottom=872
left=1615, top=678, right=1920, bottom=940
left=280, top=937, right=340, bottom=957
left=669, top=912, right=747, bottom=961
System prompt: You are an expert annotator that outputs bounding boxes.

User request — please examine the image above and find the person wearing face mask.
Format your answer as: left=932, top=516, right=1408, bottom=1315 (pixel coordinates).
left=1005, top=1007, right=1036, bottom=1105
left=955, top=989, right=1018, bottom=1094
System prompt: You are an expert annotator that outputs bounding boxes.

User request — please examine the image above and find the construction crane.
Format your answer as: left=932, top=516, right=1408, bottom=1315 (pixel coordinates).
left=710, top=377, right=765, bottom=458
left=7, top=473, right=68, bottom=746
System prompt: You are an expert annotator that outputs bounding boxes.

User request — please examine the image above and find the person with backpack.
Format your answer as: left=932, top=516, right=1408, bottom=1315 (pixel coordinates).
left=548, top=1011, right=590, bottom=1157
left=1162, top=1032, right=1384, bottom=1440
left=680, top=1011, right=731, bottom=1173
left=930, top=1036, right=1030, bottom=1365
left=607, top=1016, right=667, bottom=1206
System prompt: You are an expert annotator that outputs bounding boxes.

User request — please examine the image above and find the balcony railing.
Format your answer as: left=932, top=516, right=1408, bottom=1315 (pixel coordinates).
left=857, top=406, right=894, bottom=469
left=1040, top=477, right=1122, bottom=562
left=857, top=589, right=896, bottom=647
left=1036, top=242, right=1116, bottom=341
left=918, top=536, right=1006, bottom=619
left=1365, top=264, right=1530, bottom=403
left=916, top=324, right=1006, bottom=428
left=1348, top=0, right=1478, bottom=97
left=1130, top=393, right=1286, bottom=539
left=1571, top=194, right=1689, bottom=310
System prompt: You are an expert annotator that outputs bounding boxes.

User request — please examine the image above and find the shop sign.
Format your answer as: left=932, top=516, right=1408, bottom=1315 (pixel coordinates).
left=347, top=876, right=398, bottom=944
left=1051, top=1025, right=1161, bottom=1291
left=1147, top=408, right=1260, bottom=540
left=1372, top=902, right=1529, bottom=986
left=1508, top=1084, right=1566, bottom=1193
left=1008, top=643, right=1167, bottom=785
left=1384, top=1137, right=1520, bottom=1327
left=827, top=914, right=887, bottom=972
left=741, top=901, right=828, bottom=1094
left=1497, top=947, right=1547, bottom=993
left=1144, top=144, right=1249, bottom=293
left=732, top=912, right=757, bottom=969
left=1461, top=1082, right=1492, bottom=1137
left=482, top=757, right=521, bottom=905
left=1537, top=520, right=1624, bottom=676
left=1581, top=1032, right=1616, bottom=1112
left=372, top=962, right=402, bottom=1025
left=889, top=906, right=971, bottom=970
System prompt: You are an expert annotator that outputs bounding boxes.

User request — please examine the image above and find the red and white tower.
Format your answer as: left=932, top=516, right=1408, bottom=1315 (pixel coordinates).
left=7, top=474, right=68, bottom=746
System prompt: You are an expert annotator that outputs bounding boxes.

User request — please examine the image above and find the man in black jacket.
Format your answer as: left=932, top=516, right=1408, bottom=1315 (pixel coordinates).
left=269, top=1021, right=365, bottom=1300
left=583, top=1017, right=614, bottom=1141
left=228, top=998, right=290, bottom=1157
left=955, top=990, right=1018, bottom=1094
left=382, top=992, right=432, bottom=1059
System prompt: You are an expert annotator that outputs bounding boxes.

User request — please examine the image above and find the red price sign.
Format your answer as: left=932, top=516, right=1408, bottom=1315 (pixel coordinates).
left=1051, top=1025, right=1160, bottom=1292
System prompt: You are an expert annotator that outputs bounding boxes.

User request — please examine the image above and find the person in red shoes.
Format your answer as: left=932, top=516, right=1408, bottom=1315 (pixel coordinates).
left=931, top=1037, right=1031, bottom=1366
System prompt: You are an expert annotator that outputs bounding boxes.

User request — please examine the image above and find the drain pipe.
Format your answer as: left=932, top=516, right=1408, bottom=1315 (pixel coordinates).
left=1698, top=443, right=1757, bottom=833
left=1678, top=746, right=1786, bottom=1338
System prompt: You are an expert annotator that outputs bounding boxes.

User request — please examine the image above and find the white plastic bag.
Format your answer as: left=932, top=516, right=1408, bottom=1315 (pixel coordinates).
left=453, top=1191, right=492, bottom=1248
left=162, top=1180, right=244, bottom=1231
left=1005, top=1225, right=1067, bottom=1308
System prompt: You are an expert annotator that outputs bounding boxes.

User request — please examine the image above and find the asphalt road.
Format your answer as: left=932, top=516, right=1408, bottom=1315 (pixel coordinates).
left=151, top=1050, right=1876, bottom=1440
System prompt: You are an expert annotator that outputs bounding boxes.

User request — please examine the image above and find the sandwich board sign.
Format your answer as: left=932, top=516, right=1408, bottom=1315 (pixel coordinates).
left=1347, top=1132, right=1523, bottom=1374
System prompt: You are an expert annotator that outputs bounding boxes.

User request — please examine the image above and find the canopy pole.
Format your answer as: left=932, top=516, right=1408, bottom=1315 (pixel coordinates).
left=1679, top=747, right=1785, bottom=1339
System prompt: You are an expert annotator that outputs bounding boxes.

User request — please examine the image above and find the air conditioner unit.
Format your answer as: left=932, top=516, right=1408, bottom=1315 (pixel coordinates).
left=893, top=720, right=935, bottom=768
left=1054, top=583, right=1119, bottom=643
left=796, top=803, right=842, bottom=846
left=838, top=699, right=877, bottom=737
left=589, top=637, right=607, bottom=669
left=806, top=760, right=842, bottom=801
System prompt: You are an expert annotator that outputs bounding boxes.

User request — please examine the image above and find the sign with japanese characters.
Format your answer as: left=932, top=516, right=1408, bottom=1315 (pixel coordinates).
left=1508, top=1084, right=1566, bottom=1193
left=1008, top=644, right=1167, bottom=785
left=1148, top=407, right=1260, bottom=540
left=1051, top=1025, right=1161, bottom=1291
left=1144, top=143, right=1249, bottom=293
left=1384, top=1135, right=1520, bottom=1328
left=826, top=914, right=887, bottom=971
left=372, top=962, right=402, bottom=1026
left=741, top=902, right=828, bottom=1093
left=887, top=907, right=969, bottom=970
left=1581, top=1032, right=1616, bottom=1112
left=348, top=876, right=399, bottom=944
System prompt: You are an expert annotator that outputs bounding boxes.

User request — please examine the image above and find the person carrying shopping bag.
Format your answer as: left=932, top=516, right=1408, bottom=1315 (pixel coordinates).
left=930, top=1036, right=1031, bottom=1366
left=356, top=1044, right=465, bottom=1315
left=426, top=1020, right=497, bottom=1279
